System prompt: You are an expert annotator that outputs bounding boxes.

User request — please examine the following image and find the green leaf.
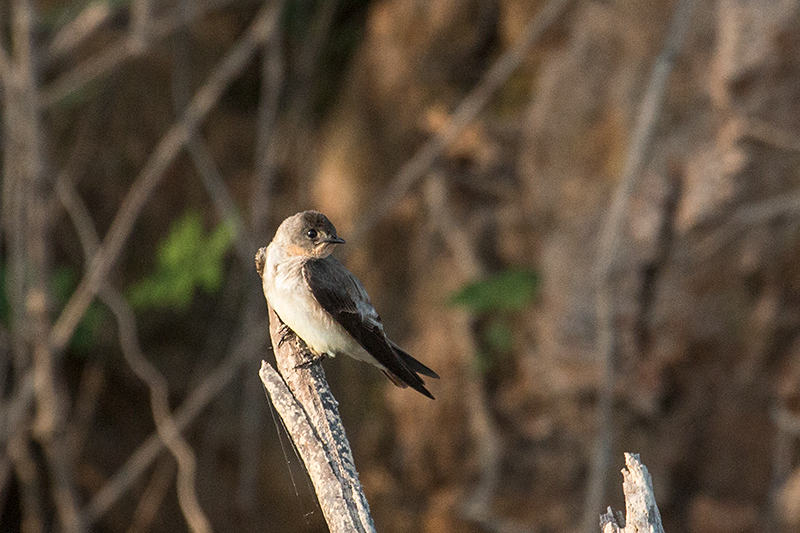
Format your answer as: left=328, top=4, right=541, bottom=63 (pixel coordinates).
left=450, top=269, right=539, bottom=313
left=128, top=211, right=234, bottom=311
left=484, top=319, right=514, bottom=354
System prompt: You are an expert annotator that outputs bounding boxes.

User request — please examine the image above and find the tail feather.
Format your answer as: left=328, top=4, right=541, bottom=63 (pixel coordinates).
left=381, top=369, right=434, bottom=399
left=390, top=342, right=440, bottom=379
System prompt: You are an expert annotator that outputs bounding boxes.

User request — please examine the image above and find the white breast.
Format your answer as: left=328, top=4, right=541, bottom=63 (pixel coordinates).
left=262, top=244, right=370, bottom=362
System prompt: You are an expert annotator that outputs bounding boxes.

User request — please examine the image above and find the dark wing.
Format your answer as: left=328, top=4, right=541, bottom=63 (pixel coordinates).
left=303, top=257, right=434, bottom=399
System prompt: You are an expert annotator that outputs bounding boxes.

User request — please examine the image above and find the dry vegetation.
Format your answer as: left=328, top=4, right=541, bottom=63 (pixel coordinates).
left=2, top=0, right=800, bottom=532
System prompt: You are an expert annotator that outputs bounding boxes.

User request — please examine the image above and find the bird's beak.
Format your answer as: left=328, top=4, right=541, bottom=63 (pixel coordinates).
left=324, top=236, right=346, bottom=245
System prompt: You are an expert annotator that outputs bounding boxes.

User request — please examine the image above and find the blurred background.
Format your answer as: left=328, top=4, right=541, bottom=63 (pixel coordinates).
left=2, top=0, right=800, bottom=531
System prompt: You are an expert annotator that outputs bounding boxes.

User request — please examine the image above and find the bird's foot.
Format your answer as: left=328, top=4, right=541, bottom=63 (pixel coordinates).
left=295, top=351, right=327, bottom=370
left=277, top=323, right=295, bottom=347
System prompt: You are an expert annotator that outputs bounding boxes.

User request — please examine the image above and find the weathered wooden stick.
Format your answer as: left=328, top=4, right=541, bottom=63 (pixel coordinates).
left=600, top=453, right=665, bottom=533
left=256, top=247, right=376, bottom=533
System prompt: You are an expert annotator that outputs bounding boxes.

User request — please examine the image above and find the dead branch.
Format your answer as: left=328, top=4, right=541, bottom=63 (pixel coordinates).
left=125, top=458, right=177, bottom=533
left=600, top=453, right=665, bottom=533
left=39, top=0, right=242, bottom=107
left=5, top=1, right=86, bottom=531
left=256, top=248, right=376, bottom=533
left=82, top=321, right=265, bottom=524
left=57, top=176, right=212, bottom=533
left=258, top=357, right=376, bottom=533
left=103, top=290, right=213, bottom=533
left=7, top=433, right=45, bottom=533
left=348, top=0, right=575, bottom=249
left=49, top=1, right=281, bottom=354
left=45, top=2, right=113, bottom=64
left=583, top=1, right=697, bottom=531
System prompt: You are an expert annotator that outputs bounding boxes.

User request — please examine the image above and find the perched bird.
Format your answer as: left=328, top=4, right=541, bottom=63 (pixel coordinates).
left=261, top=210, right=439, bottom=398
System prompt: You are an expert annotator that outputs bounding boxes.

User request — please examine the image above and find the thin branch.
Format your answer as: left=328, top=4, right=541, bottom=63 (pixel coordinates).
left=7, top=433, right=45, bottom=533
left=583, top=1, right=697, bottom=531
left=45, top=2, right=113, bottom=64
left=49, top=2, right=281, bottom=354
left=39, top=0, right=241, bottom=108
left=125, top=458, right=177, bottom=533
left=347, top=0, right=575, bottom=248
left=7, top=1, right=86, bottom=531
left=56, top=174, right=212, bottom=533
left=102, top=289, right=213, bottom=533
left=83, top=322, right=265, bottom=524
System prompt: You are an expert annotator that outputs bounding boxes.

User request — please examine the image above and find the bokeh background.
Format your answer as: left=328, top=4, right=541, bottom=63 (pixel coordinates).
left=2, top=0, right=800, bottom=532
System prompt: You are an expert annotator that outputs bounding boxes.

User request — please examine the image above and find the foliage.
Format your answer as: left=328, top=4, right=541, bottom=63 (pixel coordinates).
left=128, top=211, right=234, bottom=311
left=450, top=269, right=538, bottom=313
left=450, top=269, right=539, bottom=371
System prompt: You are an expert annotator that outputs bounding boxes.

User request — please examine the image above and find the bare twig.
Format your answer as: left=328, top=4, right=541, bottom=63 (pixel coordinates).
left=6, top=1, right=86, bottom=531
left=126, top=458, right=177, bottom=533
left=50, top=2, right=281, bottom=354
left=39, top=0, right=242, bottom=108
left=83, top=322, right=265, bottom=524
left=600, top=454, right=664, bottom=533
left=57, top=86, right=269, bottom=520
left=348, top=0, right=575, bottom=248
left=7, top=434, right=45, bottom=533
left=45, top=2, right=113, bottom=64
left=103, top=289, right=213, bottom=533
left=583, top=1, right=697, bottom=532
left=56, top=172, right=212, bottom=533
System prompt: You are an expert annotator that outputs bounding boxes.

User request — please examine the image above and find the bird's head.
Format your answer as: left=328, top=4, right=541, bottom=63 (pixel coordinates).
left=274, top=210, right=345, bottom=258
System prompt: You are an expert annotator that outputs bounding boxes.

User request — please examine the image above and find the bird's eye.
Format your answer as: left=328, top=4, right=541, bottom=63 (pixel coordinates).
left=306, top=229, right=318, bottom=240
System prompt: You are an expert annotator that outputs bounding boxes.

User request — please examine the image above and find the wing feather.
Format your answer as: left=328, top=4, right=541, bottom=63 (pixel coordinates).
left=303, top=258, right=434, bottom=398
